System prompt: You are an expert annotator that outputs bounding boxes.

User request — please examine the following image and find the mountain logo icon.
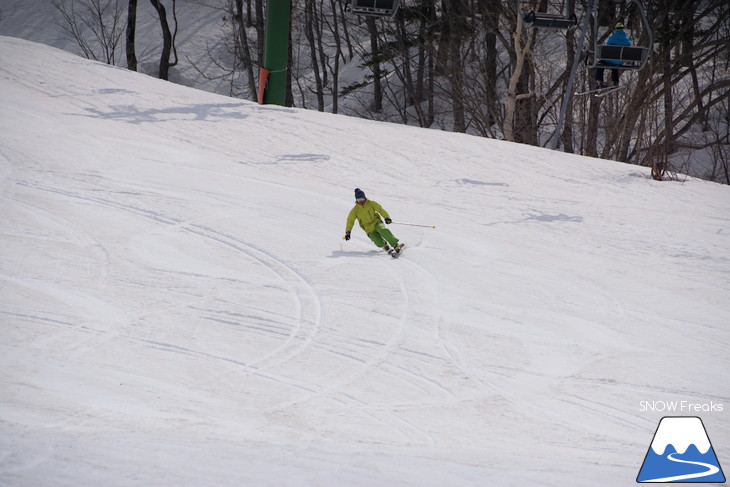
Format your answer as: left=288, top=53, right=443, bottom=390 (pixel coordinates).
left=637, top=416, right=726, bottom=483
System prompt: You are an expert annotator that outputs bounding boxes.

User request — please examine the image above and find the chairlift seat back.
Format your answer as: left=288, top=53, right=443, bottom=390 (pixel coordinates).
left=596, top=45, right=649, bottom=69
left=349, top=0, right=400, bottom=17
left=522, top=11, right=577, bottom=29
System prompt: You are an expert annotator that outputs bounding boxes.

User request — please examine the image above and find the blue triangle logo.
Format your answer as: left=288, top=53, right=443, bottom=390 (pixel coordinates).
left=637, top=416, right=726, bottom=483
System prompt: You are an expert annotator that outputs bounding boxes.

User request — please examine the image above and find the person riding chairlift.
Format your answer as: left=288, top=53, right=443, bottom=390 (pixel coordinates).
left=595, top=22, right=632, bottom=89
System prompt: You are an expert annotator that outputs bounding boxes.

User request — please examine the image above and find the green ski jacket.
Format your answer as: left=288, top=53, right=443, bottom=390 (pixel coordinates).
left=346, top=200, right=391, bottom=234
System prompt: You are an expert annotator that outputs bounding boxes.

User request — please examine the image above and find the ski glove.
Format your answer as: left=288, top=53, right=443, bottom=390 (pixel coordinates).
left=344, top=231, right=351, bottom=241
left=384, top=218, right=392, bottom=224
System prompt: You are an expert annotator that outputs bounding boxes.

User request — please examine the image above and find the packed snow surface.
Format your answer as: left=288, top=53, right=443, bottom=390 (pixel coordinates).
left=1, top=37, right=729, bottom=486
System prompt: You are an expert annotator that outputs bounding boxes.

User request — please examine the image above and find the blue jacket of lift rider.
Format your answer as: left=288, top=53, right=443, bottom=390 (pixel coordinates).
left=603, top=29, right=632, bottom=65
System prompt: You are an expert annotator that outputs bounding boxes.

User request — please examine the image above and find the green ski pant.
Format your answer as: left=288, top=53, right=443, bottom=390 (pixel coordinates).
left=367, top=222, right=399, bottom=248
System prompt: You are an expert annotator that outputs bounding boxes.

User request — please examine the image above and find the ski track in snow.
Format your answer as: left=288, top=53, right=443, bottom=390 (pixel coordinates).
left=9, top=156, right=467, bottom=446
left=181, top=223, right=323, bottom=371
left=14, top=174, right=330, bottom=386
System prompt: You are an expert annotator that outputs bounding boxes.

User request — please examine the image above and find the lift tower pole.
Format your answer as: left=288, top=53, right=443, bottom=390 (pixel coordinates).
left=258, top=0, right=291, bottom=106
left=548, top=0, right=595, bottom=150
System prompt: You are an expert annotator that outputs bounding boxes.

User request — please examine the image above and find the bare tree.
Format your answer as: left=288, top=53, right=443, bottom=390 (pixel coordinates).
left=148, top=0, right=178, bottom=80
left=304, top=0, right=326, bottom=111
left=232, top=0, right=259, bottom=99
left=126, top=0, right=137, bottom=70
left=51, top=0, right=126, bottom=65
left=503, top=3, right=535, bottom=142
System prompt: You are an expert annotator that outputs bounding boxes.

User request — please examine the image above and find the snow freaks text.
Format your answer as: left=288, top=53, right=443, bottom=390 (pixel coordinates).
left=639, top=401, right=724, bottom=413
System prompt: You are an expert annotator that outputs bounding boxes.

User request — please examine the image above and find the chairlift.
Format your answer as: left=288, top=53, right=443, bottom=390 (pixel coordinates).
left=588, top=0, right=653, bottom=71
left=346, top=0, right=401, bottom=18
left=522, top=10, right=577, bottom=30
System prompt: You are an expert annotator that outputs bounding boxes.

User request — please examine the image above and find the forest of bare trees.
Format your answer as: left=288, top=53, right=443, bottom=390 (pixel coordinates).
left=52, top=0, right=730, bottom=183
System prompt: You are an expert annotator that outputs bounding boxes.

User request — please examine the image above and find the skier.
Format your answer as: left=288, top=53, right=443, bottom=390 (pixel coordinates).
left=594, top=22, right=631, bottom=89
left=344, top=188, right=403, bottom=255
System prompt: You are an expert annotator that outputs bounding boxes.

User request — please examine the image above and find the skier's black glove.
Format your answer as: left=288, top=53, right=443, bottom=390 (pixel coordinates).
left=344, top=231, right=351, bottom=241
left=384, top=218, right=392, bottom=224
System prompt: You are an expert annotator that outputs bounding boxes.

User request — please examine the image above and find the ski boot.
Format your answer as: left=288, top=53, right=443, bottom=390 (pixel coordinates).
left=392, top=242, right=405, bottom=257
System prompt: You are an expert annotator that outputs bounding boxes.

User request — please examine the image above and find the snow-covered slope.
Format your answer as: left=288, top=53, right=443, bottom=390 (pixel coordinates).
left=1, top=37, right=729, bottom=486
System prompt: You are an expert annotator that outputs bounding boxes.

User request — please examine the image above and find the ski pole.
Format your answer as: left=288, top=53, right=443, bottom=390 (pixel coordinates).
left=391, top=221, right=436, bottom=229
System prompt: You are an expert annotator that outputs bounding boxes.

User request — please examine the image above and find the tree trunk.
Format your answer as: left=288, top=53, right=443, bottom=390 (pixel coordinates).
left=329, top=0, right=343, bottom=114
left=482, top=0, right=500, bottom=128
left=504, top=9, right=533, bottom=142
left=304, top=0, right=324, bottom=110
left=448, top=0, right=466, bottom=133
left=514, top=55, right=536, bottom=144
left=561, top=0, right=576, bottom=152
left=366, top=19, right=383, bottom=112
left=149, top=0, right=173, bottom=80
left=126, top=0, right=138, bottom=71
left=234, top=0, right=257, bottom=100
left=586, top=96, right=601, bottom=158
left=255, top=0, right=265, bottom=67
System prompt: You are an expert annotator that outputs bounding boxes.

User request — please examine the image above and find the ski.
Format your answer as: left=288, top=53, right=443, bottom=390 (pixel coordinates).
left=574, top=85, right=626, bottom=97
left=593, top=85, right=626, bottom=98
left=391, top=243, right=405, bottom=259
left=574, top=87, right=606, bottom=96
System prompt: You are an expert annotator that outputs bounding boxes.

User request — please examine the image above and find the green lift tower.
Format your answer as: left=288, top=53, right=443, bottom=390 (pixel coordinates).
left=258, top=0, right=291, bottom=106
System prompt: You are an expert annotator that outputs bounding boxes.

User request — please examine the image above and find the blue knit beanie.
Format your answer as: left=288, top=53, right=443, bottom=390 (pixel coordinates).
left=354, top=188, right=366, bottom=200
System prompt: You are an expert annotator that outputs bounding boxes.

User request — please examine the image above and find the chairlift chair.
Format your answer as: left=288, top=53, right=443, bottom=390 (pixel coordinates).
left=347, top=0, right=401, bottom=18
left=592, top=44, right=650, bottom=70
left=588, top=0, right=653, bottom=71
left=522, top=10, right=578, bottom=30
